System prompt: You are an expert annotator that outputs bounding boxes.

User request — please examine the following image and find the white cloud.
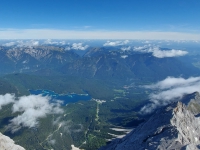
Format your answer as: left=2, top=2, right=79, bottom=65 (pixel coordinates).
left=123, top=40, right=129, bottom=44
left=43, top=39, right=60, bottom=45
left=32, top=41, right=39, bottom=46
left=65, top=47, right=71, bottom=50
left=133, top=45, right=151, bottom=51
left=19, top=40, right=39, bottom=47
left=84, top=26, right=92, bottom=29
left=121, top=55, right=128, bottom=59
left=133, top=46, right=188, bottom=58
left=103, top=40, right=129, bottom=46
left=8, top=95, right=63, bottom=133
left=121, top=46, right=131, bottom=51
left=3, top=40, right=40, bottom=47
left=143, top=40, right=151, bottom=44
left=71, top=43, right=89, bottom=50
left=152, top=48, right=188, bottom=58
left=59, top=41, right=66, bottom=45
left=140, top=77, right=200, bottom=114
left=0, top=29, right=200, bottom=40
left=48, top=139, right=56, bottom=145
left=0, top=94, right=15, bottom=109
left=144, top=76, right=200, bottom=90
left=65, top=43, right=89, bottom=50
left=43, top=39, right=66, bottom=45
left=2, top=42, right=16, bottom=47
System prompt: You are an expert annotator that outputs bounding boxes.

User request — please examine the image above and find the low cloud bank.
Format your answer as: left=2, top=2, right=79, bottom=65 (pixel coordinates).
left=103, top=40, right=129, bottom=46
left=0, top=94, right=63, bottom=133
left=140, top=76, right=200, bottom=114
left=133, top=45, right=188, bottom=58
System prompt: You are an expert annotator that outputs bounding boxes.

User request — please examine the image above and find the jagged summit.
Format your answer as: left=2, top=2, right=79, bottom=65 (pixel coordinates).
left=100, top=92, right=200, bottom=150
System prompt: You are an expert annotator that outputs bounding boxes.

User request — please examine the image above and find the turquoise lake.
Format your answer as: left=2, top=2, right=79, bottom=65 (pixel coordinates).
left=29, top=90, right=91, bottom=105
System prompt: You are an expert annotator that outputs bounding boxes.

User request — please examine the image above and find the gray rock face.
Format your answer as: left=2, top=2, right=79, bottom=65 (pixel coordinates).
left=101, top=92, right=200, bottom=150
left=0, top=132, right=25, bottom=150
left=171, top=102, right=200, bottom=150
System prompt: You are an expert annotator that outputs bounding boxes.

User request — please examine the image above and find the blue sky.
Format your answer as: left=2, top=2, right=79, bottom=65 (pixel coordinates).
left=0, top=0, right=200, bottom=39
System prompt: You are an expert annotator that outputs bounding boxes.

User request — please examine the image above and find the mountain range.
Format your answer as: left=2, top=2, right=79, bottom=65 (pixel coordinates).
left=0, top=46, right=79, bottom=74
left=0, top=45, right=199, bottom=82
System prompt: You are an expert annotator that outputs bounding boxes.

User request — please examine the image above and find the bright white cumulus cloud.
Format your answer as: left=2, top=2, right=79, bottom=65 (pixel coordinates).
left=150, top=47, right=188, bottom=58
left=65, top=43, right=89, bottom=50
left=0, top=94, right=15, bottom=109
left=140, top=76, right=200, bottom=114
left=121, top=46, right=131, bottom=51
left=72, top=43, right=89, bottom=50
left=0, top=94, right=64, bottom=133
left=121, top=55, right=128, bottom=59
left=17, top=40, right=39, bottom=47
left=133, top=45, right=188, bottom=58
left=103, top=40, right=129, bottom=46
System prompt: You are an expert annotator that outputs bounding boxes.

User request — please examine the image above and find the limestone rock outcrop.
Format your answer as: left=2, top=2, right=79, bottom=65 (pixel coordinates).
left=171, top=101, right=200, bottom=150
left=0, top=132, right=25, bottom=150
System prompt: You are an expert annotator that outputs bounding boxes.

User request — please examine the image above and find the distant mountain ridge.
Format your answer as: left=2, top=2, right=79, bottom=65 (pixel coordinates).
left=0, top=46, right=199, bottom=82
left=0, top=46, right=79, bottom=74
left=62, top=48, right=200, bottom=81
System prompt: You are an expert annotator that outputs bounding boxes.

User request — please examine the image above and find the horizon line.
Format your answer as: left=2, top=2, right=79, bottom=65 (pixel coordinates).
left=0, top=29, right=200, bottom=40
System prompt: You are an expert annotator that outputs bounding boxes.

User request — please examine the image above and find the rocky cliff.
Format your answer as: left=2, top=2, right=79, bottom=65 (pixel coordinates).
left=101, top=92, right=200, bottom=150
left=0, top=132, right=25, bottom=150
